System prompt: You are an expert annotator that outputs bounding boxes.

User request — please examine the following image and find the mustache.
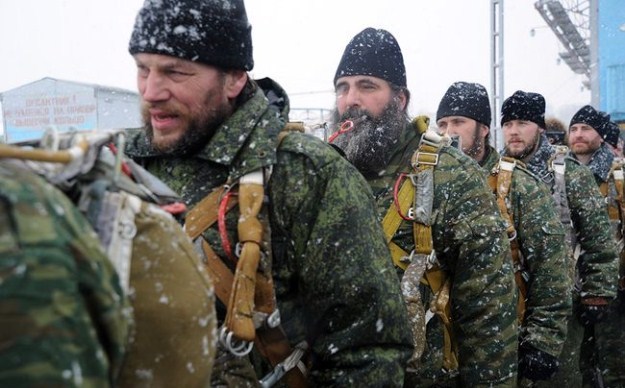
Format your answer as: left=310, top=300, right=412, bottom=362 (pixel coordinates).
left=339, top=108, right=373, bottom=125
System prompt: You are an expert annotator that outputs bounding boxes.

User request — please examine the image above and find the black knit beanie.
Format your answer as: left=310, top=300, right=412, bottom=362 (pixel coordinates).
left=569, top=105, right=611, bottom=139
left=501, top=90, right=546, bottom=129
left=603, top=120, right=621, bottom=148
left=334, top=28, right=406, bottom=87
left=128, top=0, right=253, bottom=71
left=436, top=82, right=491, bottom=127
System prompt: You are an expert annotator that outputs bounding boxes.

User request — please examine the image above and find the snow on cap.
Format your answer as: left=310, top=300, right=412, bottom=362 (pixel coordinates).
left=129, top=0, right=253, bottom=70
left=334, top=27, right=406, bottom=87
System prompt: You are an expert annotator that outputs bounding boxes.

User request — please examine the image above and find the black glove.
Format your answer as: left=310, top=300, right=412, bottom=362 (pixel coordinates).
left=518, top=344, right=559, bottom=381
left=578, top=303, right=608, bottom=325
left=618, top=288, right=625, bottom=314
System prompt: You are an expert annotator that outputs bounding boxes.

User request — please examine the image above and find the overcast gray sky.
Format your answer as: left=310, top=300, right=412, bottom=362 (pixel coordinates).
left=0, top=0, right=591, bottom=134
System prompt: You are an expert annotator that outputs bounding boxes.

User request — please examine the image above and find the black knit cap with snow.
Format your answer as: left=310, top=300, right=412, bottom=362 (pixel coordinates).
left=569, top=104, right=613, bottom=141
left=436, top=82, right=491, bottom=127
left=128, top=0, right=253, bottom=71
left=603, top=120, right=621, bottom=148
left=501, top=90, right=546, bottom=129
left=334, top=28, right=406, bottom=87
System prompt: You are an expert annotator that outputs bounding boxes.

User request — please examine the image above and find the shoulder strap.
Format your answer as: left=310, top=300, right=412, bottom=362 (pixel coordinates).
left=184, top=172, right=307, bottom=387
left=382, top=129, right=458, bottom=372
left=486, top=157, right=528, bottom=323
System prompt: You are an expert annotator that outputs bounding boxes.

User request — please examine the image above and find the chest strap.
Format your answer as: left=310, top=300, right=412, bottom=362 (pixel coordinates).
left=487, top=157, right=528, bottom=323
left=381, top=128, right=458, bottom=373
left=184, top=172, right=307, bottom=388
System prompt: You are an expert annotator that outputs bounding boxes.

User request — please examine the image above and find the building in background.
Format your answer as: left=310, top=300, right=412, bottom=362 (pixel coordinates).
left=535, top=0, right=625, bottom=126
left=0, top=77, right=141, bottom=143
left=596, top=0, right=625, bottom=124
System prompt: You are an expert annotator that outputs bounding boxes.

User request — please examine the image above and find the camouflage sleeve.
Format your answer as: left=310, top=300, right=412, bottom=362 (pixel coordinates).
left=434, top=149, right=518, bottom=386
left=511, top=169, right=570, bottom=357
left=0, top=165, right=129, bottom=386
left=566, top=160, right=619, bottom=299
left=60, top=188, right=131, bottom=378
left=270, top=133, right=413, bottom=386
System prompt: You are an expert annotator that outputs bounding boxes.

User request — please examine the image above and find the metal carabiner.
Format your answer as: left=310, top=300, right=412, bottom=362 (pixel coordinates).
left=225, top=331, right=254, bottom=357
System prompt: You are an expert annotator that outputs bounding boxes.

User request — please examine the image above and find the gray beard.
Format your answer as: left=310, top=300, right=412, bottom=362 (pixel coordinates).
left=331, top=102, right=406, bottom=176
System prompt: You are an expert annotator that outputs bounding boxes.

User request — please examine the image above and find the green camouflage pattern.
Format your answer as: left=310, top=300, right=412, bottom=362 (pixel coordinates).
left=506, top=135, right=619, bottom=386
left=125, top=78, right=413, bottom=386
left=572, top=146, right=625, bottom=387
left=560, top=157, right=617, bottom=297
left=481, top=145, right=570, bottom=358
left=364, top=123, right=518, bottom=386
left=0, top=160, right=129, bottom=387
left=510, top=136, right=618, bottom=299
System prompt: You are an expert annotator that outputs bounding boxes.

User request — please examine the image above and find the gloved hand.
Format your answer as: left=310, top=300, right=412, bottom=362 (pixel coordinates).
left=578, top=297, right=609, bottom=325
left=617, top=288, right=625, bottom=314
left=518, top=343, right=559, bottom=381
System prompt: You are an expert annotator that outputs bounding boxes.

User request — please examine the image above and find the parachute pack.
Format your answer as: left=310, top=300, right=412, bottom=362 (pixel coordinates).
left=0, top=129, right=217, bottom=387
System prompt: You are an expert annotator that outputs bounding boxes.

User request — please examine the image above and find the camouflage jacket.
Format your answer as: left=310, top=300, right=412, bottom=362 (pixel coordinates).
left=504, top=134, right=618, bottom=300
left=571, top=143, right=625, bottom=288
left=125, top=78, right=413, bottom=386
left=365, top=122, right=518, bottom=386
left=0, top=160, right=129, bottom=387
left=481, top=145, right=570, bottom=357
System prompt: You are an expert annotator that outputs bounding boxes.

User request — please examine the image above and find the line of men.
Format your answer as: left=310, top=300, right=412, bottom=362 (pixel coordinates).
left=2, top=0, right=623, bottom=387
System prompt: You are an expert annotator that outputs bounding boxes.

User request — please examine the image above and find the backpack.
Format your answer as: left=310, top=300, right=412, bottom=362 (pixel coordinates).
left=0, top=129, right=217, bottom=387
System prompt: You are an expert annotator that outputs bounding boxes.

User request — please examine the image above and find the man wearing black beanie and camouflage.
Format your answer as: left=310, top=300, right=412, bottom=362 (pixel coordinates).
left=124, top=1, right=413, bottom=386
left=568, top=105, right=625, bottom=387
left=501, top=91, right=618, bottom=387
left=437, top=82, right=570, bottom=385
left=330, top=29, right=518, bottom=387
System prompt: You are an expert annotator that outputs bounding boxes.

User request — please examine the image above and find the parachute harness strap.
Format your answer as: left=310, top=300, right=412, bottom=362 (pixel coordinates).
left=487, top=157, right=528, bottom=323
left=382, top=127, right=459, bottom=373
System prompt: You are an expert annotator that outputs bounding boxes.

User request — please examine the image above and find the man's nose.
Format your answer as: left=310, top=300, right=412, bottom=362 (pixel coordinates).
left=343, top=87, right=361, bottom=109
left=141, top=72, right=169, bottom=102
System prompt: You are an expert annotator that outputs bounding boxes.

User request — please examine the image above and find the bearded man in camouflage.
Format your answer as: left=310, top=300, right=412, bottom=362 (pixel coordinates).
left=330, top=28, right=518, bottom=387
left=500, top=91, right=618, bottom=387
left=124, top=0, right=413, bottom=386
left=0, top=159, right=130, bottom=387
left=567, top=106, right=625, bottom=387
left=436, top=82, right=570, bottom=385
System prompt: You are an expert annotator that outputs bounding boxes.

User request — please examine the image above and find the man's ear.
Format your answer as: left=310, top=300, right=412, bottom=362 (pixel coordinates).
left=397, top=90, right=408, bottom=111
left=225, top=70, right=248, bottom=99
left=480, top=123, right=490, bottom=138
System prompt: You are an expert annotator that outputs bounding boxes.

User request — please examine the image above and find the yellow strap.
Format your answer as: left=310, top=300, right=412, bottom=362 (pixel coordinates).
left=382, top=179, right=414, bottom=244
left=389, top=241, right=409, bottom=271
left=486, top=160, right=527, bottom=323
left=185, top=185, right=238, bottom=240
left=383, top=129, right=459, bottom=372
left=224, top=180, right=264, bottom=342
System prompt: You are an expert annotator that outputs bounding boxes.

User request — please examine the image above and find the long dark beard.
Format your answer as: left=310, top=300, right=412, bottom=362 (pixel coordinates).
left=331, top=100, right=406, bottom=175
left=464, top=123, right=484, bottom=159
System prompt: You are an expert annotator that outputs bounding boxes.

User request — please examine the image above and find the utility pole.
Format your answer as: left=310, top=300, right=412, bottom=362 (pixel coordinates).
left=491, top=0, right=505, bottom=150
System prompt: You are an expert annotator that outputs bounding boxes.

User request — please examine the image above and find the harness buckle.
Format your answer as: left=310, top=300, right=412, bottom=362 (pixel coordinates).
left=259, top=341, right=308, bottom=388
left=413, top=151, right=439, bottom=167
left=219, top=326, right=254, bottom=357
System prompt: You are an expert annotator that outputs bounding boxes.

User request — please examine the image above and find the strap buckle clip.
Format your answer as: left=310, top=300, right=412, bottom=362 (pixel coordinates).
left=259, top=341, right=308, bottom=388
left=218, top=326, right=254, bottom=357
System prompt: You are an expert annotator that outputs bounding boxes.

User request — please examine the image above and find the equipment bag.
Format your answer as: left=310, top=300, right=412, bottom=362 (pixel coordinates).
left=0, top=129, right=217, bottom=387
